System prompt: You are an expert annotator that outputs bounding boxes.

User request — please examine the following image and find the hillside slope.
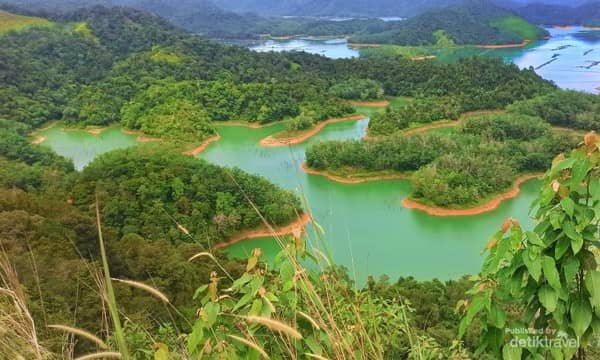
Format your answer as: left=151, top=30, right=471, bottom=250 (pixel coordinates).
left=350, top=2, right=548, bottom=46
left=214, top=0, right=466, bottom=17
left=0, top=9, right=53, bottom=33
left=515, top=1, right=600, bottom=26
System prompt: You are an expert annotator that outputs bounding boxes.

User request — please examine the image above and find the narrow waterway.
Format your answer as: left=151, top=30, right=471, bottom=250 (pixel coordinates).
left=38, top=118, right=540, bottom=283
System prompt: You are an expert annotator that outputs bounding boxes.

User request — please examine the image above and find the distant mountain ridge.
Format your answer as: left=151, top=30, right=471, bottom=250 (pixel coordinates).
left=350, top=1, right=548, bottom=46
left=513, top=1, right=600, bottom=26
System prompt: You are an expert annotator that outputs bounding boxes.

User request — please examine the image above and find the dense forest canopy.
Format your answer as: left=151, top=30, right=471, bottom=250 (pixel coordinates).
left=3, top=3, right=600, bottom=359
left=306, top=112, right=579, bottom=206
left=0, top=5, right=554, bottom=148
left=513, top=1, right=600, bottom=26
left=350, top=2, right=548, bottom=46
left=73, top=146, right=301, bottom=245
left=1, top=0, right=560, bottom=43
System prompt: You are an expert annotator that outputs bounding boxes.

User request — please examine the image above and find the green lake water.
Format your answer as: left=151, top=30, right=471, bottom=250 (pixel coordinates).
left=40, top=126, right=139, bottom=170
left=252, top=27, right=600, bottom=94
left=38, top=28, right=600, bottom=283
left=38, top=119, right=541, bottom=283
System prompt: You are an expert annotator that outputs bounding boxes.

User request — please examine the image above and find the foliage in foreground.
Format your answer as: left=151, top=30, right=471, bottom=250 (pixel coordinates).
left=170, top=236, right=470, bottom=359
left=461, top=133, right=600, bottom=359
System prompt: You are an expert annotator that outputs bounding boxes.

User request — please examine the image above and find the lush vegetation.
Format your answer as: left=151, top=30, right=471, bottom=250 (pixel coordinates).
left=0, top=134, right=478, bottom=358
left=3, top=4, right=600, bottom=359
left=328, top=78, right=384, bottom=101
left=307, top=88, right=600, bottom=208
left=307, top=113, right=579, bottom=206
left=350, top=2, right=548, bottom=46
left=461, top=135, right=600, bottom=358
left=515, top=1, right=600, bottom=26
left=3, top=133, right=600, bottom=359
left=0, top=6, right=552, bottom=147
left=365, top=58, right=554, bottom=136
left=0, top=9, right=52, bottom=33
left=72, top=146, right=301, bottom=244
left=507, top=89, right=600, bottom=131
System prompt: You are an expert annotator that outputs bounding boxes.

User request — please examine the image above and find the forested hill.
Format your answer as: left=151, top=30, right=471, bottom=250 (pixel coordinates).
left=513, top=1, right=600, bottom=26
left=350, top=2, right=548, bottom=46
left=214, top=0, right=465, bottom=17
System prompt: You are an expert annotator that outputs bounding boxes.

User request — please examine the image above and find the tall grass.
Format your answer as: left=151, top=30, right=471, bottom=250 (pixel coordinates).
left=0, top=252, right=52, bottom=359
left=0, top=170, right=460, bottom=359
left=94, top=200, right=129, bottom=359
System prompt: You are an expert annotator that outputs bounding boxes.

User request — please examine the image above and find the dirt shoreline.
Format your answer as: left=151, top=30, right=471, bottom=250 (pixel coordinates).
left=183, top=135, right=222, bottom=156
left=301, top=162, right=409, bottom=184
left=350, top=100, right=390, bottom=108
left=120, top=128, right=160, bottom=143
left=348, top=43, right=381, bottom=48
left=259, top=114, right=366, bottom=147
left=476, top=40, right=530, bottom=49
left=412, top=55, right=436, bottom=61
left=213, top=212, right=312, bottom=250
left=215, top=121, right=284, bottom=129
left=31, top=136, right=46, bottom=145
left=401, top=174, right=543, bottom=217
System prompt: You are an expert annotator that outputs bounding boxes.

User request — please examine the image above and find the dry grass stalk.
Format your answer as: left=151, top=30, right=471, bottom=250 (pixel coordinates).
left=246, top=316, right=303, bottom=340
left=227, top=334, right=270, bottom=359
left=0, top=254, right=48, bottom=359
left=48, top=325, right=108, bottom=349
left=298, top=311, right=320, bottom=331
left=305, top=353, right=330, bottom=360
left=74, top=351, right=122, bottom=360
left=111, top=278, right=170, bottom=304
left=188, top=252, right=217, bottom=263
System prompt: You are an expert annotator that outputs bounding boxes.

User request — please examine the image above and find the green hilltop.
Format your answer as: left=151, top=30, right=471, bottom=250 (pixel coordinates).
left=0, top=9, right=53, bottom=34
left=351, top=2, right=548, bottom=46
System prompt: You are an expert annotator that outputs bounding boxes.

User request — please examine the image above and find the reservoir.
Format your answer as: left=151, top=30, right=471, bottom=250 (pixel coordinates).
left=250, top=27, right=600, bottom=94
left=36, top=27, right=596, bottom=284
left=37, top=119, right=540, bottom=283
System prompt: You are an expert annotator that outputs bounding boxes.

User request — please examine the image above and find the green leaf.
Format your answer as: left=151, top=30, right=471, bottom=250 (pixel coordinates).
left=502, top=344, right=522, bottom=360
left=560, top=197, right=575, bottom=217
left=590, top=179, right=600, bottom=201
left=204, top=301, right=220, bottom=328
left=459, top=295, right=487, bottom=338
left=585, top=271, right=600, bottom=307
left=549, top=212, right=563, bottom=230
left=193, top=285, right=208, bottom=300
left=549, top=157, right=575, bottom=178
left=563, top=221, right=583, bottom=254
left=555, top=237, right=570, bottom=260
left=571, top=298, right=592, bottom=338
left=187, top=322, right=204, bottom=354
left=526, top=231, right=545, bottom=247
left=246, top=254, right=258, bottom=272
left=570, top=158, right=590, bottom=189
left=522, top=250, right=542, bottom=282
left=550, top=347, right=564, bottom=360
left=305, top=335, right=323, bottom=355
left=542, top=256, right=562, bottom=292
left=538, top=285, right=558, bottom=312
left=154, top=344, right=169, bottom=360
left=488, top=305, right=506, bottom=328
left=563, top=257, right=580, bottom=289
left=249, top=299, right=263, bottom=316
left=280, top=261, right=295, bottom=284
